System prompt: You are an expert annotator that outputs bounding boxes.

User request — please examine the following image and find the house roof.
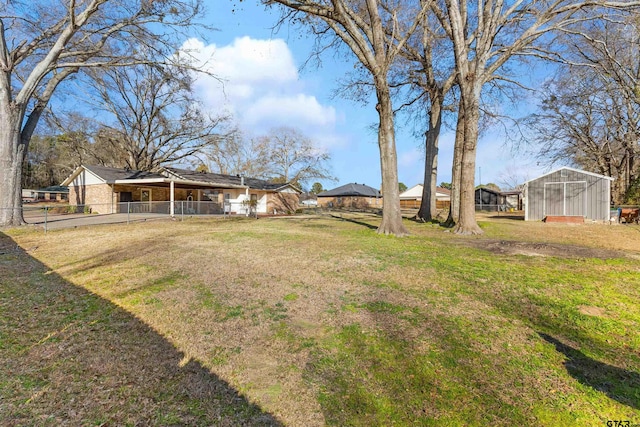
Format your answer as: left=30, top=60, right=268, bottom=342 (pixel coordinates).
left=399, top=184, right=451, bottom=199
left=88, top=164, right=166, bottom=182
left=165, top=168, right=300, bottom=192
left=39, top=185, right=69, bottom=193
left=164, top=167, right=248, bottom=189
left=317, top=183, right=381, bottom=198
left=62, top=165, right=301, bottom=193
left=61, top=165, right=165, bottom=186
left=523, top=166, right=614, bottom=185
left=475, top=186, right=501, bottom=195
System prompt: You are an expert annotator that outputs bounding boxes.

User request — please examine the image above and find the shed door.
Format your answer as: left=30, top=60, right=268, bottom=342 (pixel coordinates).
left=544, top=183, right=564, bottom=216
left=543, top=181, right=587, bottom=216
left=565, top=182, right=586, bottom=216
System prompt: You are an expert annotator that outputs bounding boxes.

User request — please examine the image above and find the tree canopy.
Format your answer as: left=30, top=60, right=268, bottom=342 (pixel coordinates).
left=0, top=0, right=207, bottom=226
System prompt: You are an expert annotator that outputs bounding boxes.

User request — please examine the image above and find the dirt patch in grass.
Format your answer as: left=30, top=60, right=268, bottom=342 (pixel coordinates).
left=462, top=239, right=634, bottom=259
left=577, top=305, right=607, bottom=317
left=474, top=212, right=640, bottom=253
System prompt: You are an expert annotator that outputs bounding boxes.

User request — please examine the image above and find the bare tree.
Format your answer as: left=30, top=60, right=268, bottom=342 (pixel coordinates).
left=0, top=0, right=205, bottom=226
left=498, top=165, right=529, bottom=191
left=204, top=131, right=272, bottom=178
left=267, top=0, right=432, bottom=236
left=527, top=16, right=640, bottom=204
left=206, top=127, right=334, bottom=187
left=87, top=63, right=229, bottom=172
left=431, top=0, right=640, bottom=234
left=398, top=10, right=458, bottom=222
left=205, top=127, right=335, bottom=186
left=260, top=127, right=334, bottom=187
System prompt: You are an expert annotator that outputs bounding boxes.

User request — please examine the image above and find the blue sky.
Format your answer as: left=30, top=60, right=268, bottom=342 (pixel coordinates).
left=185, top=1, right=549, bottom=191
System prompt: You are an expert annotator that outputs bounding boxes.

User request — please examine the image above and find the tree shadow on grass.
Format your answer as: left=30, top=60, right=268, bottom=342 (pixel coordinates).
left=329, top=213, right=378, bottom=230
left=0, top=232, right=281, bottom=426
left=538, top=332, right=640, bottom=410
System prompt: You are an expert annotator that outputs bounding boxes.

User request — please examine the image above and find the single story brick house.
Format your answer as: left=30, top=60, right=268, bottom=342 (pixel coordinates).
left=61, top=165, right=301, bottom=216
left=316, top=183, right=382, bottom=209
left=399, top=184, right=451, bottom=209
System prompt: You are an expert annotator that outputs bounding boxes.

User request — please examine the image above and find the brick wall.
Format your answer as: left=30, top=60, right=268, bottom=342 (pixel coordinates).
left=267, top=193, right=299, bottom=214
left=69, top=184, right=116, bottom=213
left=318, top=196, right=382, bottom=209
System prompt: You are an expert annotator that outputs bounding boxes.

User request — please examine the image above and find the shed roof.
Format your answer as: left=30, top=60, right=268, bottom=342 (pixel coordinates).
left=524, top=166, right=614, bottom=185
left=318, top=183, right=381, bottom=198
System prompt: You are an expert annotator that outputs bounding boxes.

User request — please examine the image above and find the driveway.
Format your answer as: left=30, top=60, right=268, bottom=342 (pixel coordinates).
left=24, top=212, right=171, bottom=231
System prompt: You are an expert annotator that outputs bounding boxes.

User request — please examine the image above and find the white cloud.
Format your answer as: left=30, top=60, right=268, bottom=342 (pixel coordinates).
left=182, top=37, right=298, bottom=85
left=244, top=94, right=336, bottom=129
left=181, top=36, right=340, bottom=143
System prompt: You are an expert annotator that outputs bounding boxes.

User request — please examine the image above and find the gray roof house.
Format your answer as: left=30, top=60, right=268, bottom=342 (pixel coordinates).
left=61, top=165, right=301, bottom=216
left=318, top=183, right=382, bottom=198
left=317, top=183, right=382, bottom=209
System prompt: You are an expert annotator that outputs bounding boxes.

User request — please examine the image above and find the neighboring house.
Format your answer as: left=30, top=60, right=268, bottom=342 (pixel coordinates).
left=22, top=189, right=36, bottom=203
left=475, top=187, right=523, bottom=211
left=61, top=165, right=300, bottom=215
left=475, top=186, right=505, bottom=211
left=399, top=184, right=451, bottom=209
left=501, top=190, right=523, bottom=211
left=23, top=186, right=69, bottom=202
left=523, top=166, right=613, bottom=221
left=317, top=183, right=382, bottom=209
left=299, top=193, right=318, bottom=207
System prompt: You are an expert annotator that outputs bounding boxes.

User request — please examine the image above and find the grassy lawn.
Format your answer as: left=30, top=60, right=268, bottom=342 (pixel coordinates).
left=1, top=212, right=639, bottom=426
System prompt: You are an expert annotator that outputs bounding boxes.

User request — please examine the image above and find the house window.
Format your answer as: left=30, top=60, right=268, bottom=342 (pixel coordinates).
left=120, top=192, right=133, bottom=202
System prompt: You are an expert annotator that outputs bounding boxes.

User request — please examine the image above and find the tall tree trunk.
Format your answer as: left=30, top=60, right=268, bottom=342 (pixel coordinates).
left=0, top=110, right=26, bottom=226
left=376, top=80, right=408, bottom=236
left=417, top=99, right=442, bottom=222
left=445, top=101, right=464, bottom=227
left=454, top=86, right=482, bottom=235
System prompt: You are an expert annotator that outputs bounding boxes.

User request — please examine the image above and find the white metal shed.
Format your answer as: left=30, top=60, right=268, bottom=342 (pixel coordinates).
left=523, top=167, right=613, bottom=221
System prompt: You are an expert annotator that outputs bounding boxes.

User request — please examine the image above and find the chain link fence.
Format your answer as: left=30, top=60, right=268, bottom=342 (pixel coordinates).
left=7, top=201, right=242, bottom=232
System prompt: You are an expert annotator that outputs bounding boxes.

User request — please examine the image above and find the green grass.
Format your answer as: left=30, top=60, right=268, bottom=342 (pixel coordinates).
left=2, top=213, right=640, bottom=426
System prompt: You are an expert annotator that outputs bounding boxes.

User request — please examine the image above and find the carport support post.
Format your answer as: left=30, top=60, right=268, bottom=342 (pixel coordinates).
left=245, top=187, right=249, bottom=217
left=170, top=180, right=175, bottom=217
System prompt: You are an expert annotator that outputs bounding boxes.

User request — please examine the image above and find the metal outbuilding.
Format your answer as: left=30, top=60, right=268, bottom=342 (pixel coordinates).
left=523, top=167, right=613, bottom=221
